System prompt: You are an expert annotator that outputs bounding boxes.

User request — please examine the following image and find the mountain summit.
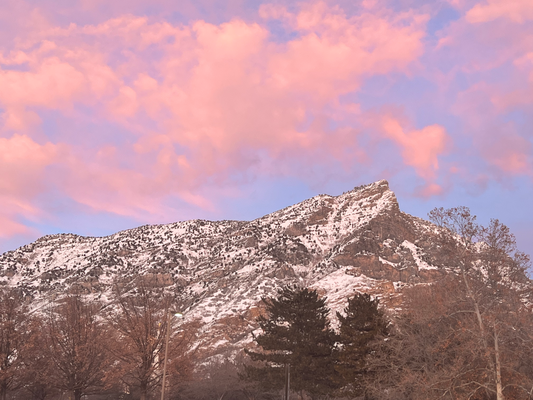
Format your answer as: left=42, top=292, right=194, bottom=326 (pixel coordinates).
left=0, top=180, right=459, bottom=358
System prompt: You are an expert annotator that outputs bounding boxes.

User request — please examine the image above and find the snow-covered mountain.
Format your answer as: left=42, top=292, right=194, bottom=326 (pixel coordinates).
left=0, top=180, right=459, bottom=359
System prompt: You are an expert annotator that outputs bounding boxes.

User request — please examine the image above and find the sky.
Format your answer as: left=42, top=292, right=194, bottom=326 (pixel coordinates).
left=0, top=0, right=532, bottom=259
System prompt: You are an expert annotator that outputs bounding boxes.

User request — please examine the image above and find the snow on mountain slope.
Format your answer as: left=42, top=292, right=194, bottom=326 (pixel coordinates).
left=0, top=180, right=450, bottom=359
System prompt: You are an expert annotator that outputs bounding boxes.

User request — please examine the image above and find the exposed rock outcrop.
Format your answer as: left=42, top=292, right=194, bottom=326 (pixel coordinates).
left=0, top=180, right=464, bottom=360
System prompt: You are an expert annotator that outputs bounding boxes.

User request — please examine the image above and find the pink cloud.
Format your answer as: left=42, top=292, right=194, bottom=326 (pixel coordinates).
left=57, top=143, right=216, bottom=221
left=416, top=183, right=445, bottom=197
left=107, top=2, right=428, bottom=186
left=452, top=83, right=533, bottom=176
left=485, top=53, right=533, bottom=111
left=431, top=0, right=533, bottom=181
left=0, top=134, right=59, bottom=196
left=479, top=126, right=532, bottom=175
left=0, top=134, right=61, bottom=237
left=436, top=0, right=533, bottom=82
left=0, top=58, right=84, bottom=130
left=260, top=2, right=427, bottom=100
left=0, top=39, right=124, bottom=133
left=380, top=115, right=450, bottom=181
left=258, top=4, right=293, bottom=20
left=0, top=1, right=432, bottom=234
left=466, top=0, right=533, bottom=23
left=0, top=211, right=35, bottom=238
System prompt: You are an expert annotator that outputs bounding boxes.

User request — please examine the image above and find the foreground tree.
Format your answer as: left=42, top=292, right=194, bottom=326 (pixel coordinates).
left=40, top=295, right=110, bottom=400
left=429, top=207, right=531, bottom=400
left=365, top=277, right=481, bottom=399
left=335, top=293, right=388, bottom=397
left=0, top=288, right=29, bottom=400
left=364, top=207, right=533, bottom=400
left=108, top=280, right=192, bottom=400
left=243, top=286, right=338, bottom=399
left=366, top=275, right=533, bottom=400
left=20, top=324, right=57, bottom=400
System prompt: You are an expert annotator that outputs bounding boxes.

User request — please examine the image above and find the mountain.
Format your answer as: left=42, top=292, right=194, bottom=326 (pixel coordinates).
left=0, top=180, right=466, bottom=359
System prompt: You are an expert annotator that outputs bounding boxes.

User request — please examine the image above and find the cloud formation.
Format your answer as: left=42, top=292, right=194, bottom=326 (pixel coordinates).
left=0, top=135, right=61, bottom=236
left=466, top=0, right=533, bottom=23
left=0, top=0, right=532, bottom=251
left=381, top=116, right=449, bottom=182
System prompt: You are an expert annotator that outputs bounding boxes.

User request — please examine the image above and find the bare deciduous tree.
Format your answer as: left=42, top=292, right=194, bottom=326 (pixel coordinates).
left=40, top=295, right=111, bottom=400
left=366, top=276, right=496, bottom=399
left=108, top=280, right=193, bottom=400
left=365, top=208, right=533, bottom=400
left=429, top=208, right=531, bottom=400
left=0, top=288, right=29, bottom=400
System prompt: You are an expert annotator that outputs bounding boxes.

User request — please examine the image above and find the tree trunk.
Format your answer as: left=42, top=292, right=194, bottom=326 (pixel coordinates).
left=218, top=391, right=228, bottom=400
left=459, top=261, right=501, bottom=398
left=0, top=382, right=6, bottom=400
left=460, top=265, right=488, bottom=348
left=494, top=330, right=504, bottom=400
left=140, top=382, right=147, bottom=400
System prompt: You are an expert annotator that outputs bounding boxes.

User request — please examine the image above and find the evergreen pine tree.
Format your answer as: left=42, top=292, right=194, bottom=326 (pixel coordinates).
left=335, top=293, right=388, bottom=396
left=243, top=286, right=339, bottom=398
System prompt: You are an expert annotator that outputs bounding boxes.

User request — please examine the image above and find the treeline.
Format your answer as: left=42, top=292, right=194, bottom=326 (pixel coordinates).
left=241, top=278, right=533, bottom=400
left=0, top=282, right=197, bottom=400
left=1, top=207, right=532, bottom=400
left=365, top=207, right=533, bottom=400
left=240, top=207, right=533, bottom=400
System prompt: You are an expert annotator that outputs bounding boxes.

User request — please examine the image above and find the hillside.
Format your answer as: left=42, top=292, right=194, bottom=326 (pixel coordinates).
left=0, top=180, right=480, bottom=359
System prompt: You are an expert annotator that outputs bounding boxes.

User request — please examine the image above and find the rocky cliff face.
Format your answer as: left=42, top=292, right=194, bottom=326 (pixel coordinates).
left=0, top=180, right=459, bottom=359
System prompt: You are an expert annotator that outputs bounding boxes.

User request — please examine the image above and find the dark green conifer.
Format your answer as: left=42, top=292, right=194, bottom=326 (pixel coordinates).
left=243, top=286, right=339, bottom=398
left=335, top=293, right=388, bottom=396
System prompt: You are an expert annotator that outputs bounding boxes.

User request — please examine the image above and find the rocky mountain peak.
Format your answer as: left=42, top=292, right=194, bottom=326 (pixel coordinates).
left=0, top=180, right=449, bottom=359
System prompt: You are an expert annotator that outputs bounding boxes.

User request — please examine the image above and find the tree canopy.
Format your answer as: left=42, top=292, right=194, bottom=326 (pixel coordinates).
left=336, top=293, right=388, bottom=397
left=244, top=286, right=339, bottom=398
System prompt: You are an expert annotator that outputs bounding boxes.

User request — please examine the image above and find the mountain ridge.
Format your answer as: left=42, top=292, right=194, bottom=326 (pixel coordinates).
left=0, top=180, right=465, bottom=359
